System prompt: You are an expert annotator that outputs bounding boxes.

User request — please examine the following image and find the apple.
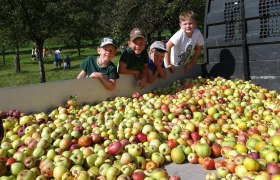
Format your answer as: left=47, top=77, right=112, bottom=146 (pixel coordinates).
left=17, top=170, right=36, bottom=180
left=151, top=152, right=165, bottom=165
left=136, top=132, right=147, bottom=143
left=128, top=144, right=142, bottom=157
left=201, top=157, right=215, bottom=170
left=53, top=165, right=69, bottom=179
left=159, top=143, right=171, bottom=156
left=108, top=141, right=123, bottom=155
left=10, top=162, right=26, bottom=176
left=234, top=154, right=245, bottom=165
left=170, top=147, right=185, bottom=164
left=23, top=156, right=38, bottom=169
left=194, top=143, right=211, bottom=158
left=131, top=170, right=146, bottom=180
left=267, top=163, right=280, bottom=175
left=216, top=166, right=229, bottom=178
left=167, top=139, right=177, bottom=149
left=106, top=166, right=120, bottom=180
left=145, top=161, right=158, bottom=171
left=265, top=151, right=279, bottom=163
left=187, top=152, right=199, bottom=164
left=169, top=175, right=181, bottom=180
left=235, top=165, right=248, bottom=178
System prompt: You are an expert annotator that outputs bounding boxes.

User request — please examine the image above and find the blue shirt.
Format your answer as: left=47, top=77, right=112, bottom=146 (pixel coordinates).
left=148, top=57, right=165, bottom=74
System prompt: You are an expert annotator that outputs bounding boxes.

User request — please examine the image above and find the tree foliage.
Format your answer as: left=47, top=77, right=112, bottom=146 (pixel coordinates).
left=0, top=0, right=205, bottom=83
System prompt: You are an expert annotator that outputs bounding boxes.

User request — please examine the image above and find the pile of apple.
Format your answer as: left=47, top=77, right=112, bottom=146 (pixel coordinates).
left=0, top=77, right=279, bottom=180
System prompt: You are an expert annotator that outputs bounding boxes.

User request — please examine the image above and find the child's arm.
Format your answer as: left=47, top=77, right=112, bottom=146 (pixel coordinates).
left=118, top=62, right=141, bottom=80
left=184, top=45, right=203, bottom=72
left=77, top=70, right=86, bottom=79
left=138, top=64, right=148, bottom=89
left=148, top=63, right=166, bottom=83
left=155, top=61, right=166, bottom=80
left=147, top=69, right=157, bottom=83
left=164, top=40, right=175, bottom=73
left=89, top=72, right=116, bottom=90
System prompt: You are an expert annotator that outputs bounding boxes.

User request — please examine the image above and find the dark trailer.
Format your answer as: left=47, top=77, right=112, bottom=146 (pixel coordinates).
left=204, top=0, right=280, bottom=92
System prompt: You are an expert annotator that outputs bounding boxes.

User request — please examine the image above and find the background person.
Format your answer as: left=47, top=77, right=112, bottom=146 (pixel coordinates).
left=54, top=48, right=63, bottom=69
left=64, top=55, right=71, bottom=69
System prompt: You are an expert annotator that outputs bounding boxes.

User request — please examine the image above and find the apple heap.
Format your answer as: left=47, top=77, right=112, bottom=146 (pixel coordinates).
left=0, top=76, right=279, bottom=179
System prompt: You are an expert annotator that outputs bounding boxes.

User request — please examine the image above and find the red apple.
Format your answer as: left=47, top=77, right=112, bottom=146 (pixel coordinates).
left=167, top=139, right=177, bottom=149
left=136, top=133, right=147, bottom=143
left=108, top=141, right=123, bottom=155
left=202, top=157, right=215, bottom=170
left=131, top=171, right=145, bottom=180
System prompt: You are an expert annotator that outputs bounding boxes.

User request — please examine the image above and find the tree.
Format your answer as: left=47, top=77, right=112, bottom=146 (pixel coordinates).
left=98, top=0, right=205, bottom=45
left=58, top=0, right=103, bottom=56
left=0, top=0, right=74, bottom=82
left=0, top=32, right=11, bottom=65
left=0, top=1, right=27, bottom=72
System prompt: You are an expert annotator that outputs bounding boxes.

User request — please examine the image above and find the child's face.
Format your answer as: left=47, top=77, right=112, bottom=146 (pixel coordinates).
left=180, top=18, right=196, bottom=36
left=149, top=50, right=165, bottom=65
left=128, top=38, right=147, bottom=55
left=98, top=45, right=116, bottom=61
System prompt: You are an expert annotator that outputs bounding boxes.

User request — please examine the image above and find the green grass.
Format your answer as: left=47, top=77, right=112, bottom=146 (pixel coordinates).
left=0, top=48, right=122, bottom=88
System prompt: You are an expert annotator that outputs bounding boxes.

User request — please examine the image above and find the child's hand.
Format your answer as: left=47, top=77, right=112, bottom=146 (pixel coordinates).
left=137, top=78, right=147, bottom=89
left=133, top=71, right=142, bottom=80
left=184, top=62, right=195, bottom=73
left=89, top=72, right=103, bottom=79
left=166, top=65, right=175, bottom=73
left=154, top=59, right=162, bottom=67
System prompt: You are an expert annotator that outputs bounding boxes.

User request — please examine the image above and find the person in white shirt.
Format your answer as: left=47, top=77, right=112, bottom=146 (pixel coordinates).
left=54, top=48, right=63, bottom=69
left=165, top=11, right=205, bottom=73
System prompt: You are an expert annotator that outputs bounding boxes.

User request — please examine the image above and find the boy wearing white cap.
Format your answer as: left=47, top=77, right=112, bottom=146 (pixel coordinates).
left=77, top=37, right=119, bottom=90
left=147, top=41, right=168, bottom=83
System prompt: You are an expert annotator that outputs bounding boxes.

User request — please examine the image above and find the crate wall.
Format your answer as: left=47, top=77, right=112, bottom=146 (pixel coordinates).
left=205, top=0, right=280, bottom=92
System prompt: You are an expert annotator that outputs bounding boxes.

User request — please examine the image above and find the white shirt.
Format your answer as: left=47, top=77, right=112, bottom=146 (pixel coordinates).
left=168, top=29, right=204, bottom=66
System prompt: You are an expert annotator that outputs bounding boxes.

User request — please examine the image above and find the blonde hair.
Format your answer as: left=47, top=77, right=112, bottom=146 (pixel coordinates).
left=179, top=11, right=197, bottom=22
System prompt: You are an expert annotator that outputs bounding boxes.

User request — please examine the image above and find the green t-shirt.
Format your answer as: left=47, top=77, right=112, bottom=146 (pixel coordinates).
left=80, top=56, right=119, bottom=79
left=119, top=47, right=148, bottom=71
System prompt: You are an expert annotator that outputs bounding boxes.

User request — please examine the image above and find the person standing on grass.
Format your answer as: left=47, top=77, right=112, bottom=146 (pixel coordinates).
left=77, top=37, right=119, bottom=91
left=164, top=11, right=205, bottom=73
left=54, top=48, right=63, bottom=69
left=64, top=55, right=71, bottom=69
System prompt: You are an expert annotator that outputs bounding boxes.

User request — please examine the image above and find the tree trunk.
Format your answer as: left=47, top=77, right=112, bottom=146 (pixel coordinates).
left=15, top=47, right=21, bottom=73
left=2, top=53, right=5, bottom=65
left=157, top=30, right=162, bottom=40
left=77, top=39, right=81, bottom=56
left=36, top=41, right=46, bottom=83
left=147, top=33, right=151, bottom=45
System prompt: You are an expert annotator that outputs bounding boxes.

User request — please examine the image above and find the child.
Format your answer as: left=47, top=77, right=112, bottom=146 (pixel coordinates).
left=64, top=55, right=71, bottom=69
left=164, top=11, right=205, bottom=73
left=147, top=41, right=168, bottom=83
left=118, top=28, right=148, bottom=89
left=77, top=37, right=119, bottom=91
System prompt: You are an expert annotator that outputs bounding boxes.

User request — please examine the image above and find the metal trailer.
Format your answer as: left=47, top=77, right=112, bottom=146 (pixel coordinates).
left=204, top=0, right=280, bottom=92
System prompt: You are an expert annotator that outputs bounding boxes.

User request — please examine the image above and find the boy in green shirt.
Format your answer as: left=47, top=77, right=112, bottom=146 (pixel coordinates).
left=77, top=37, right=119, bottom=90
left=118, top=28, right=148, bottom=89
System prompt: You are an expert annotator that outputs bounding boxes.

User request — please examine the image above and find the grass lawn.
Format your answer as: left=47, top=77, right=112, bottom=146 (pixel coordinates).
left=0, top=48, right=122, bottom=88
